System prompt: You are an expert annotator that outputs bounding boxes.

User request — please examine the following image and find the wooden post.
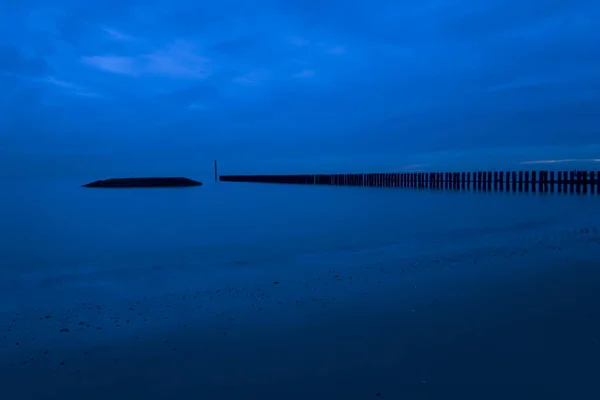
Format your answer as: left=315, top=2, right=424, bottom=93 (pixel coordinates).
left=480, top=172, right=485, bottom=190
left=493, top=171, right=498, bottom=191
left=512, top=171, right=519, bottom=192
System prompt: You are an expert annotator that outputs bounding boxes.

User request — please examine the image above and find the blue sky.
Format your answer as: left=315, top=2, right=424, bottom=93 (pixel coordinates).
left=1, top=0, right=599, bottom=178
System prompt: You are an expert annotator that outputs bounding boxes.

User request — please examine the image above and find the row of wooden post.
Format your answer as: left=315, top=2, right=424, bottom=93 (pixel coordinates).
left=219, top=170, right=600, bottom=194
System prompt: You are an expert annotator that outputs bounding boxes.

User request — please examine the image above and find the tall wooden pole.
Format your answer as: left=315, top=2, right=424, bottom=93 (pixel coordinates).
left=214, top=160, right=218, bottom=182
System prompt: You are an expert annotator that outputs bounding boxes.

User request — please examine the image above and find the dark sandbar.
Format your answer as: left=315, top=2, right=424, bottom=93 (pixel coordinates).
left=81, top=177, right=203, bottom=188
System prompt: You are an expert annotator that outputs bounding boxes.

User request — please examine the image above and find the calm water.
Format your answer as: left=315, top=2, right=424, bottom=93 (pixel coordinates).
left=2, top=178, right=598, bottom=281
left=2, top=178, right=600, bottom=399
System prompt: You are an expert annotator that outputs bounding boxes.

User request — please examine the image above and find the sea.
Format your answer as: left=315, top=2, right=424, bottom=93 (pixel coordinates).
left=0, top=176, right=600, bottom=400
left=1, top=176, right=599, bottom=309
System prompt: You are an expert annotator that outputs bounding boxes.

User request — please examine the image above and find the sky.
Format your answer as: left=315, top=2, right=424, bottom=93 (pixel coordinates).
left=1, top=0, right=599, bottom=178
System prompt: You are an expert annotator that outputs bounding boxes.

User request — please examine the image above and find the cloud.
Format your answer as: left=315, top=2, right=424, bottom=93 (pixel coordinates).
left=402, top=164, right=429, bottom=171
left=1, top=0, right=600, bottom=178
left=208, top=36, right=257, bottom=55
left=187, top=103, right=207, bottom=110
left=288, top=36, right=310, bottom=46
left=520, top=159, right=600, bottom=165
left=82, top=56, right=139, bottom=76
left=0, top=44, right=47, bottom=76
left=326, top=46, right=346, bottom=55
left=102, top=27, right=135, bottom=41
left=233, top=68, right=270, bottom=85
left=44, top=77, right=101, bottom=98
left=293, top=69, right=315, bottom=78
left=82, top=40, right=211, bottom=79
left=438, top=0, right=589, bottom=40
left=291, top=58, right=308, bottom=65
left=44, top=77, right=78, bottom=90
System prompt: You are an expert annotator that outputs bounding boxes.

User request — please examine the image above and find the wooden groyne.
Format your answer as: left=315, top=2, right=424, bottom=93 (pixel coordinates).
left=220, top=170, right=600, bottom=194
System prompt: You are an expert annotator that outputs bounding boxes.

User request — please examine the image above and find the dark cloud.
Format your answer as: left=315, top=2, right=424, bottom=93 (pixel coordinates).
left=0, top=44, right=48, bottom=76
left=164, top=82, right=222, bottom=107
left=208, top=36, right=259, bottom=55
left=1, top=0, right=599, bottom=178
left=440, top=0, right=595, bottom=39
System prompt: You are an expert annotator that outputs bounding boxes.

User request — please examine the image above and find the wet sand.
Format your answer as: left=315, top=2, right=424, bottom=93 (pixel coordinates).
left=1, top=229, right=599, bottom=399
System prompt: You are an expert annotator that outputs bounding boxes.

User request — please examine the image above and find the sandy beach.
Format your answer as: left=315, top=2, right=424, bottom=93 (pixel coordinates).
left=1, top=226, right=599, bottom=400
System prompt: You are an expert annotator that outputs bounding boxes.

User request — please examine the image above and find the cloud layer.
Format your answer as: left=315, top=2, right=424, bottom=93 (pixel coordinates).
left=1, top=0, right=599, bottom=177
